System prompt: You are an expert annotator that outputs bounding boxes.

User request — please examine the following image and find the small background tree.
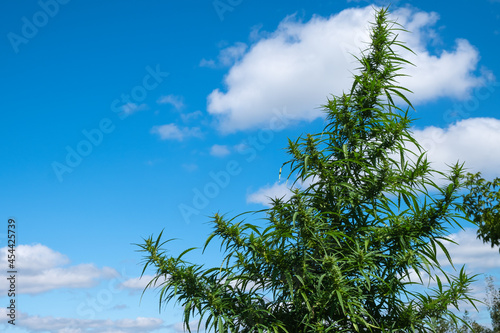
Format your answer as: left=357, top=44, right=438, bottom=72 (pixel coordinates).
left=462, top=174, right=500, bottom=252
left=138, top=8, right=488, bottom=332
left=485, top=276, right=500, bottom=332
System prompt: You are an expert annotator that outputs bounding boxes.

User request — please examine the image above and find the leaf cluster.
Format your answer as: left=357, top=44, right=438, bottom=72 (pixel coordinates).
left=461, top=173, right=500, bottom=250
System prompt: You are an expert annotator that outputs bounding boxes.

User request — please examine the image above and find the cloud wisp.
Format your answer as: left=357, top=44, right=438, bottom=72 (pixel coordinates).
left=151, top=123, right=202, bottom=141
left=210, top=144, right=231, bottom=157
left=157, top=94, right=185, bottom=110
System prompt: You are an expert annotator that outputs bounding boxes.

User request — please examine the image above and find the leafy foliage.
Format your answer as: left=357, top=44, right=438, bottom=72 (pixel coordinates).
left=137, top=8, right=485, bottom=332
left=462, top=174, right=500, bottom=251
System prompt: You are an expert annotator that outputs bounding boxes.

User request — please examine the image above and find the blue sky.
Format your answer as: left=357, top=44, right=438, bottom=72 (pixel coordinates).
left=1, top=0, right=500, bottom=332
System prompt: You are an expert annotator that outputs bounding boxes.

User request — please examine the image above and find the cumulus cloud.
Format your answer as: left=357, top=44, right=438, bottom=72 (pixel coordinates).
left=19, top=264, right=117, bottom=294
left=0, top=244, right=117, bottom=295
left=441, top=228, right=500, bottom=270
left=151, top=123, right=202, bottom=141
left=393, top=8, right=485, bottom=102
left=247, top=182, right=293, bottom=207
left=157, top=94, right=184, bottom=110
left=7, top=243, right=69, bottom=273
left=0, top=309, right=164, bottom=333
left=210, top=144, right=231, bottom=157
left=412, top=117, right=500, bottom=179
left=207, top=6, right=488, bottom=133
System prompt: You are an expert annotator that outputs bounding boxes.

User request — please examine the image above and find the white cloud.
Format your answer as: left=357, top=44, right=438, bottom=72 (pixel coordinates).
left=247, top=182, right=293, bottom=207
left=157, top=94, right=184, bottom=110
left=121, top=103, right=147, bottom=116
left=0, top=309, right=164, bottom=333
left=5, top=243, right=70, bottom=274
left=0, top=244, right=117, bottom=295
left=207, top=6, right=488, bottom=133
left=120, top=276, right=150, bottom=290
left=210, top=144, right=230, bottom=157
left=151, top=123, right=202, bottom=141
left=119, top=275, right=167, bottom=290
left=19, top=264, right=117, bottom=294
left=412, top=117, right=500, bottom=179
left=405, top=228, right=500, bottom=281
left=168, top=319, right=202, bottom=333
left=440, top=228, right=500, bottom=271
